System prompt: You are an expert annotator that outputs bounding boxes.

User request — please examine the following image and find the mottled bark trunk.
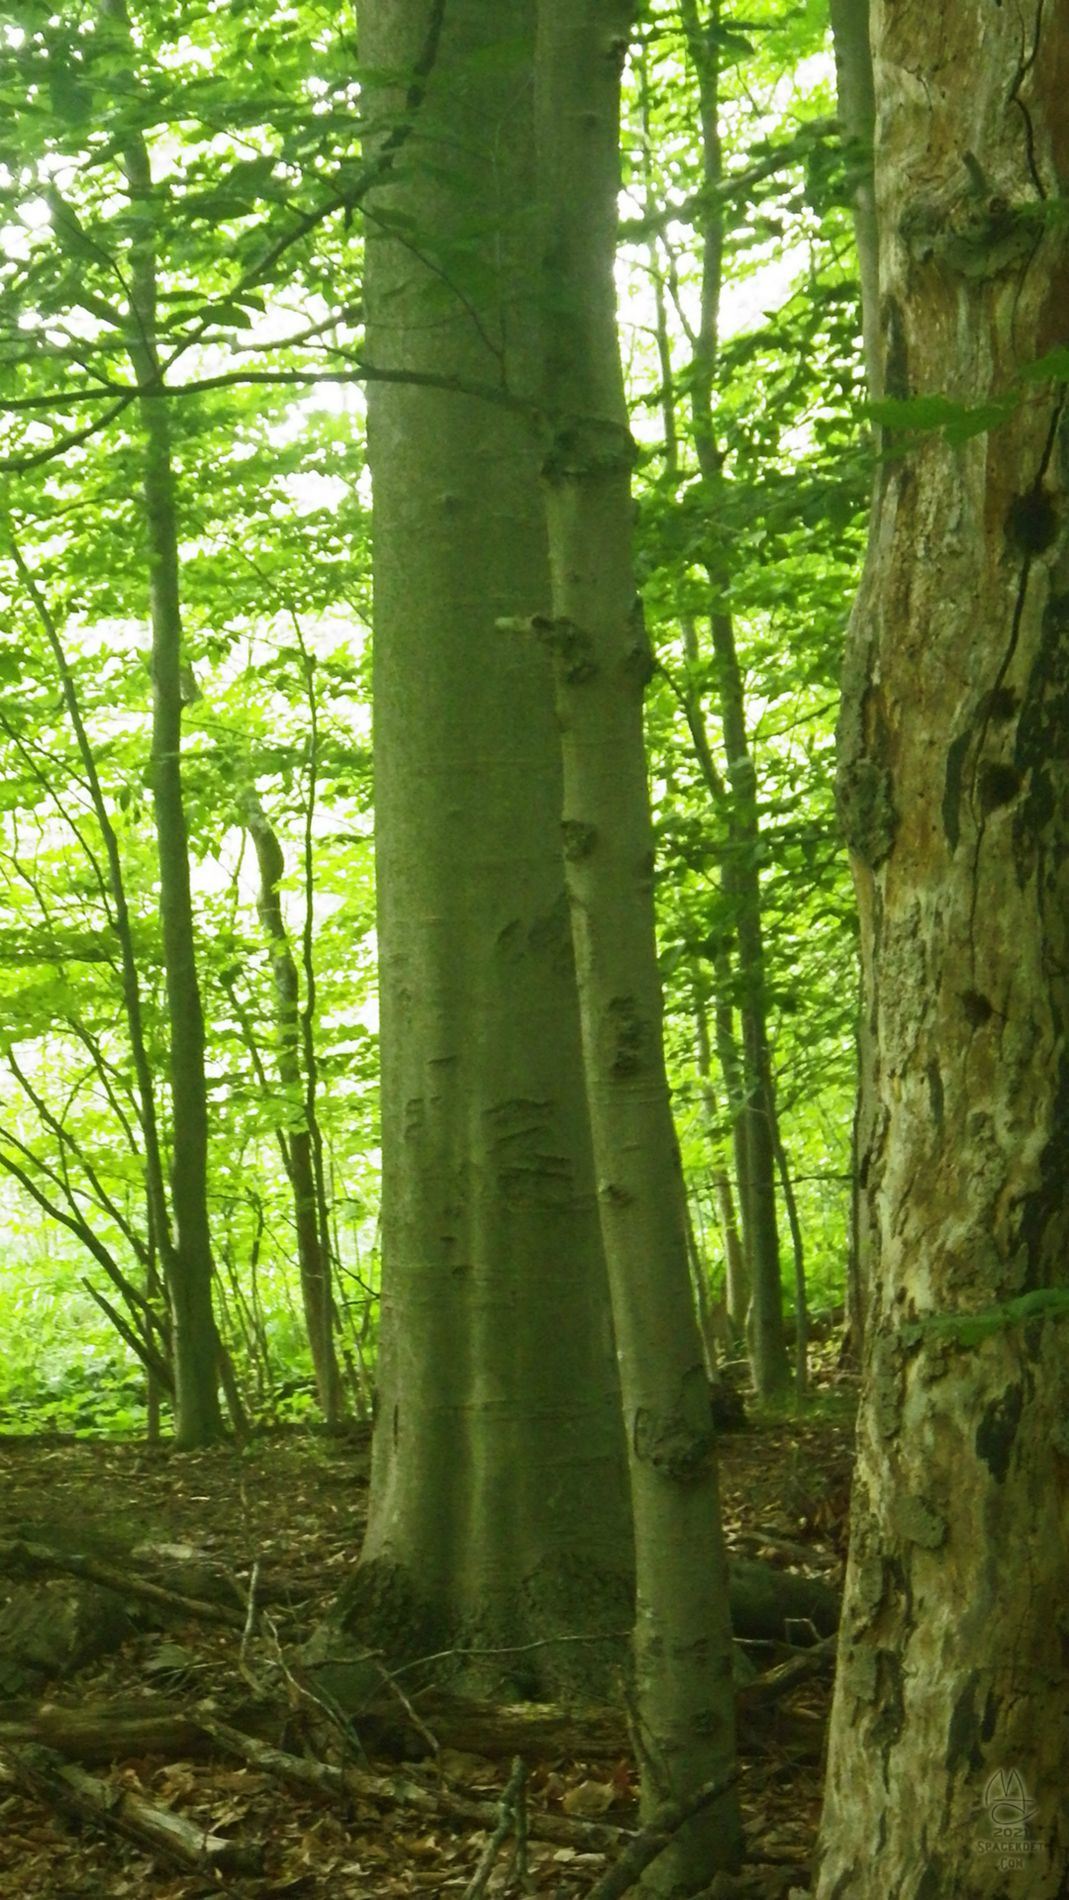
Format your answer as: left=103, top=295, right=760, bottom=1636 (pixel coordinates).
left=829, top=0, right=880, bottom=400
left=351, top=0, right=632, bottom=1701
left=817, top=5, right=1069, bottom=1892
left=532, top=1, right=741, bottom=1884
left=244, top=795, right=342, bottom=1425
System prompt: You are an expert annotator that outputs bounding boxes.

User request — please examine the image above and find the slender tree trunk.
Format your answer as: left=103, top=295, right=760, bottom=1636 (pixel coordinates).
left=709, top=615, right=787, bottom=1394
left=684, top=1202, right=719, bottom=1377
left=710, top=974, right=753, bottom=1334
left=532, top=1, right=741, bottom=1883
left=138, top=392, right=222, bottom=1448
left=680, top=0, right=787, bottom=1394
left=712, top=1166, right=746, bottom=1341
left=347, top=0, right=632, bottom=1700
left=768, top=1097, right=807, bottom=1393
left=817, top=5, right=1069, bottom=1891
left=830, top=0, right=879, bottom=1364
left=640, top=26, right=775, bottom=1380
left=244, top=794, right=343, bottom=1424
left=106, top=0, right=222, bottom=1446
left=292, top=631, right=342, bottom=1415
left=8, top=541, right=178, bottom=1369
left=641, top=110, right=756, bottom=1364
left=694, top=993, right=748, bottom=1341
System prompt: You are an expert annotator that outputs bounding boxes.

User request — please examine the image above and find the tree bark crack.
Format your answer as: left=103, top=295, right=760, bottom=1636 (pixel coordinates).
left=1007, top=0, right=1047, bottom=201
left=966, top=390, right=1066, bottom=951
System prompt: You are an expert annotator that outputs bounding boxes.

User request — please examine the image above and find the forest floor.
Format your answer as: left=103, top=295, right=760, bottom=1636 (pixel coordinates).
left=0, top=1365, right=857, bottom=1900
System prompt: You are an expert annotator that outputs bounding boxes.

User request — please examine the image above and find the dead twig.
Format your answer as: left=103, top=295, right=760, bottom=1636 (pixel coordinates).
left=462, top=1755, right=528, bottom=1899
left=200, top=1711, right=628, bottom=1853
left=366, top=1648, right=441, bottom=1757
left=583, top=1769, right=741, bottom=1900
left=741, top=1634, right=836, bottom=1708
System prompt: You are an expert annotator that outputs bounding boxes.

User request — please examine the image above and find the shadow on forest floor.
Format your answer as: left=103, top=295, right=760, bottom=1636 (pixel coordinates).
left=0, top=1367, right=857, bottom=1900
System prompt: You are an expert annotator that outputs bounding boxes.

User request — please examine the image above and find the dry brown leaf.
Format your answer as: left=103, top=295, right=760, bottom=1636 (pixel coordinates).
left=561, top=1778, right=617, bottom=1817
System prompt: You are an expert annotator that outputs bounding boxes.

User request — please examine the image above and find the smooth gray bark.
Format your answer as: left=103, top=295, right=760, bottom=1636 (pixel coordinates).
left=351, top=0, right=632, bottom=1699
left=533, top=0, right=742, bottom=1885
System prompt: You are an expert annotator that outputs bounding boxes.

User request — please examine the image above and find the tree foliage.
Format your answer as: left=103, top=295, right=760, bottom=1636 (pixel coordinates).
left=0, top=0, right=865, bottom=1428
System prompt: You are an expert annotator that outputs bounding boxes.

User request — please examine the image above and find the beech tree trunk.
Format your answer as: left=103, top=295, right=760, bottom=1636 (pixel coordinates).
left=531, top=2, right=741, bottom=1886
left=351, top=0, right=632, bottom=1699
left=817, top=5, right=1069, bottom=1893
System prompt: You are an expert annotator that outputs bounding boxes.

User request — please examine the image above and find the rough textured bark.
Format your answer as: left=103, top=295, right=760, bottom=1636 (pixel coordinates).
left=352, top=0, right=632, bottom=1699
left=532, top=1, right=741, bottom=1885
left=817, top=5, right=1069, bottom=1893
left=829, top=0, right=881, bottom=401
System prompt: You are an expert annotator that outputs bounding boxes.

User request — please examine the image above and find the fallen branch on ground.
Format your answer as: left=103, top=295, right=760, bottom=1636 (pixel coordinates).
left=0, top=1740, right=262, bottom=1874
left=0, top=1537, right=246, bottom=1629
left=199, top=1708, right=632, bottom=1852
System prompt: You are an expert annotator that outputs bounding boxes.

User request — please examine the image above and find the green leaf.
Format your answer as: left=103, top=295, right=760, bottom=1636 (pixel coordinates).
left=1021, top=347, right=1069, bottom=386
left=904, top=1289, right=1069, bottom=1349
left=868, top=392, right=1019, bottom=444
